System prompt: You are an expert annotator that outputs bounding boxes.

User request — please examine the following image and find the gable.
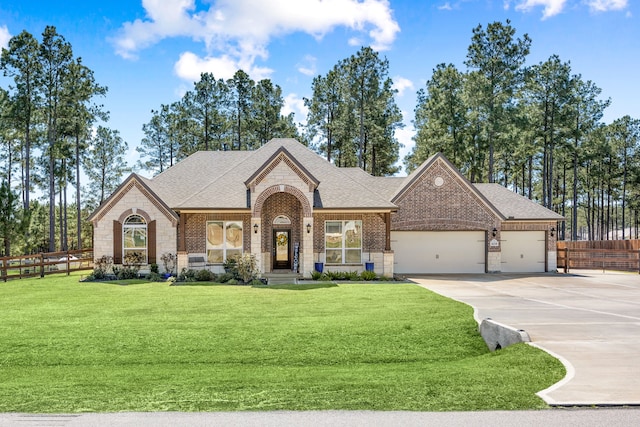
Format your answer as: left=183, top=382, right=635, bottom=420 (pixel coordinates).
left=88, top=174, right=178, bottom=227
left=245, top=147, right=319, bottom=193
left=391, top=155, right=501, bottom=231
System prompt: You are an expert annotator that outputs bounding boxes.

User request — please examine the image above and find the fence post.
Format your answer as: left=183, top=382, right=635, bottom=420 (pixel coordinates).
left=40, top=253, right=45, bottom=278
left=564, top=247, right=569, bottom=274
left=1, top=257, right=6, bottom=282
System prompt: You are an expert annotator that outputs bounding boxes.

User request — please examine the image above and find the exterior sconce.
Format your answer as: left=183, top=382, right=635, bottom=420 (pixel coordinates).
left=550, top=227, right=555, bottom=237
left=492, top=228, right=497, bottom=237
left=306, top=223, right=312, bottom=234
left=254, top=223, right=259, bottom=234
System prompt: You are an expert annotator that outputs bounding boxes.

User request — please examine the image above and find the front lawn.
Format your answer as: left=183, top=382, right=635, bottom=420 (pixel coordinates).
left=0, top=273, right=564, bottom=412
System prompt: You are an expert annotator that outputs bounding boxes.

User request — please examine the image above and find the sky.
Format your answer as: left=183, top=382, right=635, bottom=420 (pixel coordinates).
left=0, top=0, right=637, bottom=177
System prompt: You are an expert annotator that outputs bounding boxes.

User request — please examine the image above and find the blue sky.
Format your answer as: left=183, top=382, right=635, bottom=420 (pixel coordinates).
left=1, top=0, right=637, bottom=176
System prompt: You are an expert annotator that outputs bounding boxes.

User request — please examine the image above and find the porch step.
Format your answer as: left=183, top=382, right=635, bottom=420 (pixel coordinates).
left=263, top=272, right=301, bottom=285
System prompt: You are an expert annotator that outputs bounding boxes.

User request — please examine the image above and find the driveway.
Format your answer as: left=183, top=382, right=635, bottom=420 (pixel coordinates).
left=411, top=271, right=640, bottom=406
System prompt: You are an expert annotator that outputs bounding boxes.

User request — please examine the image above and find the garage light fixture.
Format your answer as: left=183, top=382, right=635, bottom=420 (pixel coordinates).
left=254, top=223, right=259, bottom=234
left=550, top=227, right=555, bottom=237
left=492, top=228, right=497, bottom=237
left=307, top=223, right=312, bottom=234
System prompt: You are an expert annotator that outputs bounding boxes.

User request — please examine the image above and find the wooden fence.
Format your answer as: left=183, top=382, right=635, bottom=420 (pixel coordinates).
left=1, top=249, right=94, bottom=282
left=557, top=240, right=640, bottom=273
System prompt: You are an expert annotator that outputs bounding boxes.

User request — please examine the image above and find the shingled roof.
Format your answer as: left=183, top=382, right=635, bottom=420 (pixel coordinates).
left=474, top=184, right=564, bottom=221
left=146, top=138, right=397, bottom=210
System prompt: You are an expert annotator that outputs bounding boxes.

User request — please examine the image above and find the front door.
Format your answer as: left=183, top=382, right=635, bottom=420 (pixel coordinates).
left=273, top=229, right=291, bottom=270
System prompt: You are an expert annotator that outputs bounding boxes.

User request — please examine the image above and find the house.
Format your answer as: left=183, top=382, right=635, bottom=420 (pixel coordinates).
left=88, top=138, right=563, bottom=276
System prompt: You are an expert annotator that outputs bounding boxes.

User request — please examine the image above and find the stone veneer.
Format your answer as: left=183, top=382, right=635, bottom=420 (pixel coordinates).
left=92, top=184, right=177, bottom=272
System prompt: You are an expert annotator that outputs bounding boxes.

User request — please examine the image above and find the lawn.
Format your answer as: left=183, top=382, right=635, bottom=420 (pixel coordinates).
left=0, top=273, right=564, bottom=413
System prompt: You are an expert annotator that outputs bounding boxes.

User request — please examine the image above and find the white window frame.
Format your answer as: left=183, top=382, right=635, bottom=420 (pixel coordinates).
left=206, top=221, right=243, bottom=264
left=123, top=215, right=147, bottom=264
left=324, top=220, right=362, bottom=264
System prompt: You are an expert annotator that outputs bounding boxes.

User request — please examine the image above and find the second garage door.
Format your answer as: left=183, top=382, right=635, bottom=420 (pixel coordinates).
left=391, top=231, right=486, bottom=274
left=500, top=231, right=546, bottom=272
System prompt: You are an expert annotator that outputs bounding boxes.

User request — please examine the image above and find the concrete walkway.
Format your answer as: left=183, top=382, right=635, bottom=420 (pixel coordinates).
left=411, top=271, right=640, bottom=406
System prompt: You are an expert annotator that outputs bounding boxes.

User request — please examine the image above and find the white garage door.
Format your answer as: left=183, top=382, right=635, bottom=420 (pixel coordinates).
left=391, top=231, right=486, bottom=274
left=500, top=231, right=546, bottom=272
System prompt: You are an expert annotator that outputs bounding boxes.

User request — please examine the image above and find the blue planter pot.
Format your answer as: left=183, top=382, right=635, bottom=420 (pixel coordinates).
left=314, top=262, right=324, bottom=273
left=365, top=262, right=374, bottom=272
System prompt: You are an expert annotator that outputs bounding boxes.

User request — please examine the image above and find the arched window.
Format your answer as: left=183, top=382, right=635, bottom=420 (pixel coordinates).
left=123, top=215, right=147, bottom=264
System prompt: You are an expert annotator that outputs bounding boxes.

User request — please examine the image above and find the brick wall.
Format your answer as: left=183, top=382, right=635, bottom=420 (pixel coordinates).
left=392, top=159, right=499, bottom=233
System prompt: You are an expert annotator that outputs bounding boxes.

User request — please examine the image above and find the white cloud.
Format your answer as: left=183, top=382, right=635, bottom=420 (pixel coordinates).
left=174, top=51, right=272, bottom=81
left=392, top=76, right=414, bottom=97
left=114, top=0, right=399, bottom=81
left=0, top=25, right=11, bottom=50
left=438, top=2, right=454, bottom=10
left=514, top=0, right=568, bottom=19
left=297, top=55, right=317, bottom=77
left=283, top=93, right=308, bottom=123
left=586, top=0, right=628, bottom=12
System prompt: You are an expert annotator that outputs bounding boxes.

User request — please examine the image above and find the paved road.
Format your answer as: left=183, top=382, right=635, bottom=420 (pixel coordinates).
left=2, top=409, right=640, bottom=427
left=411, top=270, right=640, bottom=406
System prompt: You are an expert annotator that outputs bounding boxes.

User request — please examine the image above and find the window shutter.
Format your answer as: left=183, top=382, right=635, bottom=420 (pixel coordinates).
left=148, top=220, right=157, bottom=264
left=113, top=220, right=122, bottom=264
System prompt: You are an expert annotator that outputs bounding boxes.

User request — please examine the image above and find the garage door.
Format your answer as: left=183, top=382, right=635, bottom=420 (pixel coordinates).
left=500, top=231, right=546, bottom=272
left=391, top=231, right=486, bottom=274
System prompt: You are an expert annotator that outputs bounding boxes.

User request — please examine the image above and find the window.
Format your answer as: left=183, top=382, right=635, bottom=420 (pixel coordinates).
left=325, top=220, right=362, bottom=264
left=206, top=221, right=243, bottom=263
left=123, top=215, right=147, bottom=264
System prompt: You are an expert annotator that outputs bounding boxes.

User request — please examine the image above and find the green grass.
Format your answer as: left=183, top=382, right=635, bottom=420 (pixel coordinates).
left=0, top=273, right=564, bottom=413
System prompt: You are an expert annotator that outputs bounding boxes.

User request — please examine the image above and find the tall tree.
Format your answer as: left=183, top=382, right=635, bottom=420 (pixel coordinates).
left=567, top=77, right=609, bottom=240
left=305, top=69, right=342, bottom=162
left=84, top=126, right=129, bottom=208
left=0, top=180, right=22, bottom=256
left=40, top=25, right=73, bottom=251
left=1, top=30, right=41, bottom=210
left=407, top=63, right=468, bottom=173
left=60, top=57, right=108, bottom=249
left=522, top=55, right=573, bottom=209
left=464, top=20, right=531, bottom=183
left=227, top=70, right=254, bottom=150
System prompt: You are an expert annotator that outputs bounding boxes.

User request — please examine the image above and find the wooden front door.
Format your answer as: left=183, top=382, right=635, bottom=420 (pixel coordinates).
left=273, top=229, right=291, bottom=270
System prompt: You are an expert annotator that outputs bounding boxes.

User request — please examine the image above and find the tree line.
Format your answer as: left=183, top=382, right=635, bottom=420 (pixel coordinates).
left=405, top=21, right=640, bottom=241
left=0, top=26, right=129, bottom=256
left=1, top=21, right=638, bottom=257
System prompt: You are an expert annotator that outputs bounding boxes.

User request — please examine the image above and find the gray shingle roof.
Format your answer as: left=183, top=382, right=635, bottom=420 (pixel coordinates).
left=147, top=138, right=397, bottom=210
left=474, top=183, right=564, bottom=221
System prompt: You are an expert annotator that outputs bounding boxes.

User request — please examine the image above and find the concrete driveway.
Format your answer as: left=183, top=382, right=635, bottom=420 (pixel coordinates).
left=411, top=271, right=640, bottom=406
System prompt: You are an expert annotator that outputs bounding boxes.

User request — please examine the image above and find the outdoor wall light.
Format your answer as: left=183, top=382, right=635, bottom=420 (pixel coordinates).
left=306, top=223, right=312, bottom=234
left=492, top=228, right=497, bottom=237
left=550, top=227, right=555, bottom=237
left=254, top=223, right=259, bottom=234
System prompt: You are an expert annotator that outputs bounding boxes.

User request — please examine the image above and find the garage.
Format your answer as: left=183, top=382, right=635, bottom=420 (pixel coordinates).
left=391, top=231, right=486, bottom=274
left=500, top=231, right=546, bottom=272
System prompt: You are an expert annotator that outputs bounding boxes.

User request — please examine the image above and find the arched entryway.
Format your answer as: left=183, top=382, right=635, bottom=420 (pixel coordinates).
left=251, top=185, right=313, bottom=275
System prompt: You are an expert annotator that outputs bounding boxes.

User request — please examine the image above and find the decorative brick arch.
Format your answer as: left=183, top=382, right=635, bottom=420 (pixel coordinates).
left=117, top=208, right=152, bottom=224
left=253, top=185, right=312, bottom=217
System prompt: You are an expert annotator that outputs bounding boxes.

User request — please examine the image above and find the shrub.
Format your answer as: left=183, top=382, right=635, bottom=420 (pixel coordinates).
left=226, top=279, right=238, bottom=285
left=236, top=253, right=259, bottom=283
left=217, top=272, right=234, bottom=283
left=150, top=263, right=159, bottom=274
left=178, top=268, right=197, bottom=282
left=361, top=271, right=377, bottom=281
left=222, top=256, right=238, bottom=276
left=93, top=255, right=113, bottom=280
left=160, top=252, right=176, bottom=275
left=310, top=270, right=323, bottom=280
left=117, top=267, right=139, bottom=280
left=347, top=271, right=360, bottom=280
left=148, top=272, right=163, bottom=282
left=195, top=269, right=214, bottom=282
left=250, top=279, right=265, bottom=286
